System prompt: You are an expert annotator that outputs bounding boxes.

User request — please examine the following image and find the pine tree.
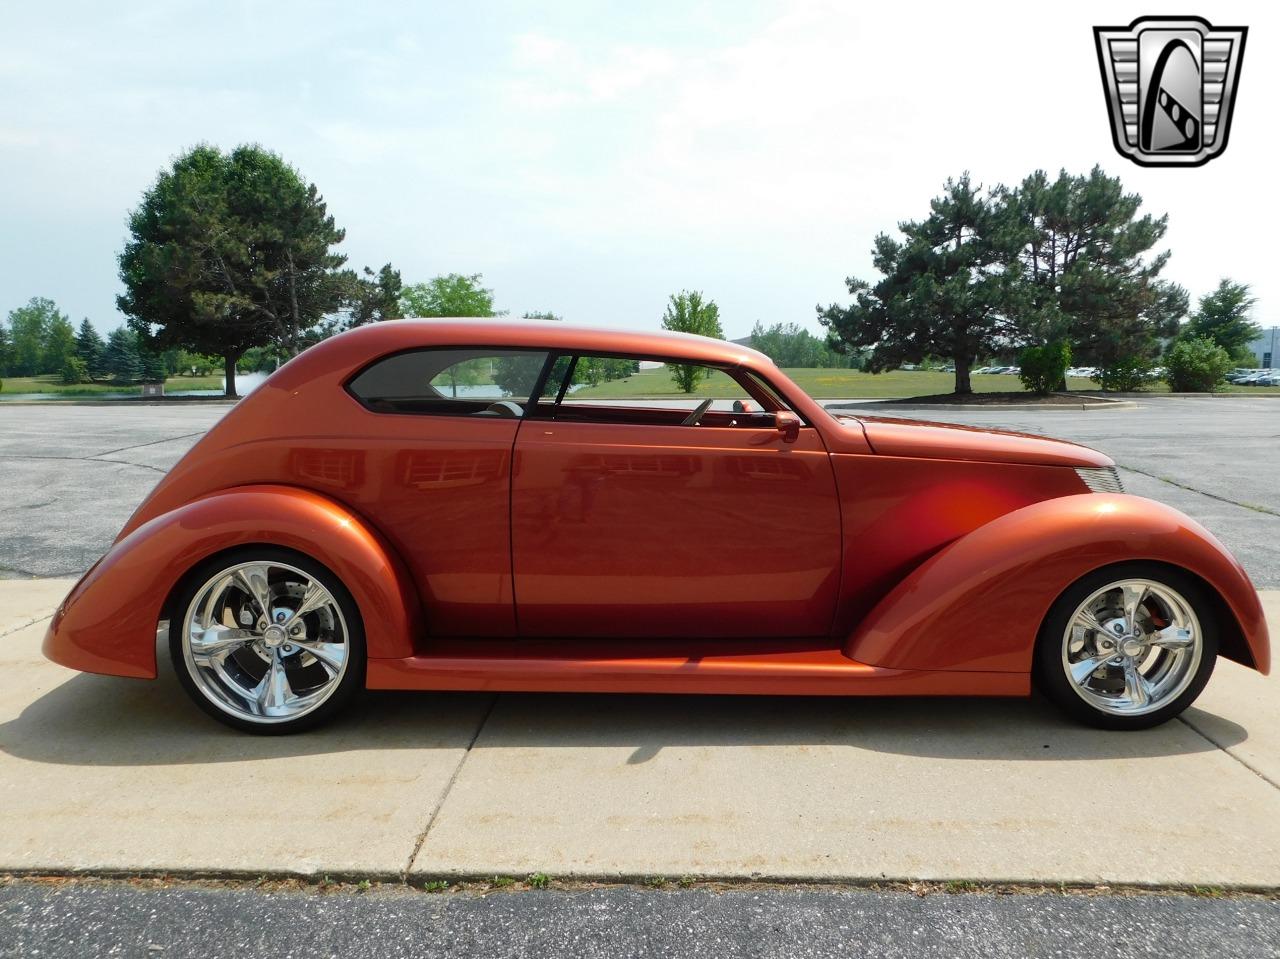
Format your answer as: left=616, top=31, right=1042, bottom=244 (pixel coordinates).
left=819, top=175, right=1021, bottom=395
left=74, top=319, right=106, bottom=381
left=1005, top=167, right=1186, bottom=370
left=103, top=327, right=142, bottom=384
left=1181, top=279, right=1260, bottom=363
left=139, top=348, right=167, bottom=384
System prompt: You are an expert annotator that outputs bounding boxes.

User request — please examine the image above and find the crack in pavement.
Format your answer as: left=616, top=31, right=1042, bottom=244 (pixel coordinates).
left=90, top=431, right=207, bottom=458
left=0, top=613, right=53, bottom=641
left=401, top=694, right=500, bottom=880
left=90, top=458, right=168, bottom=474
left=1115, top=463, right=1280, bottom=517
left=4, top=454, right=169, bottom=475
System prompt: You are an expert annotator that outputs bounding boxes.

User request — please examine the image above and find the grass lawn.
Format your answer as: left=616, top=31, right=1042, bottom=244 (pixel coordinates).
left=571, top=366, right=1280, bottom=399
left=575, top=368, right=1093, bottom=399
left=0, top=373, right=225, bottom=395
left=4, top=367, right=1276, bottom=400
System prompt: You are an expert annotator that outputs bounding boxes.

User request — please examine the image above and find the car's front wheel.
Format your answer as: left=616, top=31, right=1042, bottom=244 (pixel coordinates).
left=170, top=548, right=365, bottom=734
left=1034, top=563, right=1217, bottom=730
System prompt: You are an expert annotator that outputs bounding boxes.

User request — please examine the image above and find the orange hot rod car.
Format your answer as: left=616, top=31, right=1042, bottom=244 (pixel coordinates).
left=44, top=321, right=1269, bottom=733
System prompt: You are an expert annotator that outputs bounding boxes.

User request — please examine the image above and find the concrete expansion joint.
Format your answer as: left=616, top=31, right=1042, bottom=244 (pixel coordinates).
left=1177, top=715, right=1280, bottom=792
left=400, top=694, right=500, bottom=880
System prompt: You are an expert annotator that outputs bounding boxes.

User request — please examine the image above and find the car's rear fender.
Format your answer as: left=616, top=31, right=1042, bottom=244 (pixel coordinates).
left=844, top=494, right=1269, bottom=675
left=43, top=485, right=422, bottom=679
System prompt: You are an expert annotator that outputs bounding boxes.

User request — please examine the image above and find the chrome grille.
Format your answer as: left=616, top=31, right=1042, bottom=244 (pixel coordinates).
left=1075, top=466, right=1124, bottom=494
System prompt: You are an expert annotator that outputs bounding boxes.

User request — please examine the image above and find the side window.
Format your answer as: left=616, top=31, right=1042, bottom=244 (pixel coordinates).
left=348, top=348, right=550, bottom=415
left=542, top=354, right=780, bottom=427
left=538, top=355, right=575, bottom=401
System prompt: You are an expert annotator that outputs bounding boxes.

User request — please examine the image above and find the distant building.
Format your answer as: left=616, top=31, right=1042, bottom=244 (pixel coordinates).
left=1246, top=327, right=1279, bottom=368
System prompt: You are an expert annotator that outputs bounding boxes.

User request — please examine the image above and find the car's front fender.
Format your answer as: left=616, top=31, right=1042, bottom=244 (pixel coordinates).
left=844, top=494, right=1269, bottom=675
left=43, top=485, right=422, bottom=679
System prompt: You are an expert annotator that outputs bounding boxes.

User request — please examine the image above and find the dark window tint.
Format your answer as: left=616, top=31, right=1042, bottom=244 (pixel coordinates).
left=348, top=348, right=550, bottom=415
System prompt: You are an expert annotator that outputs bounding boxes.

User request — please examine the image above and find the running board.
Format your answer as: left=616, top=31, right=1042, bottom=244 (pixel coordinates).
left=365, top=640, right=1027, bottom=697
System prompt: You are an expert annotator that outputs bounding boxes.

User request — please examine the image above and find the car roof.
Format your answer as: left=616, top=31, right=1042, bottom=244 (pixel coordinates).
left=311, top=318, right=775, bottom=370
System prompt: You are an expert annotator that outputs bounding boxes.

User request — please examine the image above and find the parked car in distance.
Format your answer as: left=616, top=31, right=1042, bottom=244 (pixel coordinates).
left=44, top=321, right=1270, bottom=735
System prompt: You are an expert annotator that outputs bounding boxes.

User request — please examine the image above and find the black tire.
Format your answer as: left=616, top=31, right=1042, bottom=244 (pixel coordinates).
left=1033, top=562, right=1218, bottom=731
left=169, top=547, right=366, bottom=734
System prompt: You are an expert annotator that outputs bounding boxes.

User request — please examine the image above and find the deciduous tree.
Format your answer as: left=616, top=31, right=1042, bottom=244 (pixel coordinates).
left=118, top=144, right=349, bottom=397
left=43, top=313, right=77, bottom=375
left=1167, top=335, right=1232, bottom=392
left=749, top=321, right=847, bottom=367
left=660, top=291, right=723, bottom=392
left=400, top=273, right=498, bottom=317
left=6, top=297, right=65, bottom=376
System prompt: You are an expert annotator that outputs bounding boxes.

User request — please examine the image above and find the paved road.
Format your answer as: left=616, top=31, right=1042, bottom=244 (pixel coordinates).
left=3, top=882, right=1278, bottom=959
left=0, top=404, right=227, bottom=578
left=1, top=396, right=1276, bottom=583
left=2, top=400, right=1278, bottom=954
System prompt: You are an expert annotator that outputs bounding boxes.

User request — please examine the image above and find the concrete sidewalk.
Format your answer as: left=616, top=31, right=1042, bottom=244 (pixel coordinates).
left=2, top=582, right=1277, bottom=888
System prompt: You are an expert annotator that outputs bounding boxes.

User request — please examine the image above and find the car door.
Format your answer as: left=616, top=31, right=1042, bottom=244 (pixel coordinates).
left=510, top=376, right=843, bottom=639
left=343, top=346, right=553, bottom=637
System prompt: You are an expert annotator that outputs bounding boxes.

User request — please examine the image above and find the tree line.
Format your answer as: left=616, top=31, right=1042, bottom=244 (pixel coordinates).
left=818, top=167, right=1263, bottom=394
left=1, top=149, right=1264, bottom=398
left=0, top=298, right=171, bottom=386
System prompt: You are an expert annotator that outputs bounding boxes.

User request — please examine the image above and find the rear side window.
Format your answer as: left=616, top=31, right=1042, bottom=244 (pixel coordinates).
left=348, top=348, right=550, bottom=415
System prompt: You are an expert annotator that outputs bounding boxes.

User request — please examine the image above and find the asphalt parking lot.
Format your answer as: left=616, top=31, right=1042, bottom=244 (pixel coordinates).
left=2, top=396, right=1278, bottom=956
left=1, top=396, right=1276, bottom=584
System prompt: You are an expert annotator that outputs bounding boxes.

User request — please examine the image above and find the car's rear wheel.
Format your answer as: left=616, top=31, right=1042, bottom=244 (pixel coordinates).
left=170, top=548, right=365, bottom=734
left=1034, top=563, right=1217, bottom=730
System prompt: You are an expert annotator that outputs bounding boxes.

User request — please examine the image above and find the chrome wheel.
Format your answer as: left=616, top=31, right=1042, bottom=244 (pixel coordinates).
left=181, top=560, right=351, bottom=725
left=1061, top=578, right=1202, bottom=717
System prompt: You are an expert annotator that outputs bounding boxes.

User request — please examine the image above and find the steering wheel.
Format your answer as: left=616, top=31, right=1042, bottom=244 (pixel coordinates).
left=681, top=398, right=714, bottom=426
left=484, top=400, right=525, bottom=419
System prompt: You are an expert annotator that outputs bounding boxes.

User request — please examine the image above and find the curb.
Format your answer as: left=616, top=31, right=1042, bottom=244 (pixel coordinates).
left=4, top=868, right=1278, bottom=898
left=1101, top=391, right=1280, bottom=399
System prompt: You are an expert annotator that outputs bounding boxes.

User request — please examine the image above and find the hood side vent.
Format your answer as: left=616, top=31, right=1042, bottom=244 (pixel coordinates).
left=1075, top=466, right=1124, bottom=494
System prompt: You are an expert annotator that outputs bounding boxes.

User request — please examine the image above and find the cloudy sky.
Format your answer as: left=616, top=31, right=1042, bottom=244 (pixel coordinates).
left=2, top=1, right=1275, bottom=338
